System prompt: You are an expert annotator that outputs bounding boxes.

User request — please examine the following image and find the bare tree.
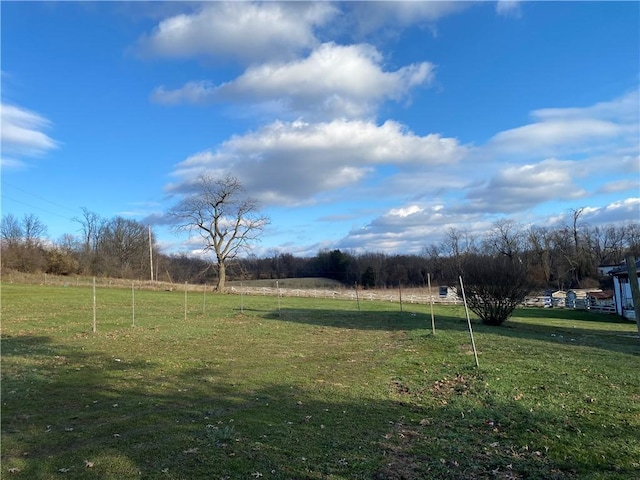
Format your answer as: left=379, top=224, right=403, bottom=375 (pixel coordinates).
left=483, top=219, right=523, bottom=259
left=73, top=208, right=106, bottom=274
left=624, top=222, right=640, bottom=258
left=100, top=217, right=150, bottom=278
left=169, top=174, right=270, bottom=290
left=0, top=213, right=48, bottom=272
left=74, top=207, right=103, bottom=252
left=526, top=225, right=552, bottom=283
left=22, top=213, right=47, bottom=248
left=1, top=214, right=23, bottom=247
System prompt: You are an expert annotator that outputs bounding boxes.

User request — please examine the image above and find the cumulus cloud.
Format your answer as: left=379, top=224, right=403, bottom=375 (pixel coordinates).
left=152, top=42, right=435, bottom=119
left=168, top=118, right=466, bottom=205
left=136, top=2, right=337, bottom=64
left=1, top=103, right=58, bottom=168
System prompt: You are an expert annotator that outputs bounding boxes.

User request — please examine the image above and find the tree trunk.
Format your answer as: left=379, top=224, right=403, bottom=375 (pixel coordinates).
left=217, top=260, right=226, bottom=291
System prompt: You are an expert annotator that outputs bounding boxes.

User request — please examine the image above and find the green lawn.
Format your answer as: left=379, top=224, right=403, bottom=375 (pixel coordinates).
left=1, top=283, right=639, bottom=479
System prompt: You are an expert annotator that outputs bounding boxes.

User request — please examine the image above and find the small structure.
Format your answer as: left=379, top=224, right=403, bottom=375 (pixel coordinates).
left=610, top=259, right=640, bottom=321
left=524, top=289, right=553, bottom=308
left=438, top=285, right=459, bottom=301
left=586, top=290, right=615, bottom=314
left=567, top=289, right=601, bottom=310
left=551, top=290, right=567, bottom=308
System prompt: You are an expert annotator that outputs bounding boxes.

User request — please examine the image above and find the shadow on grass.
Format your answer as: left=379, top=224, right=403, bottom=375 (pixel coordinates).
left=262, top=307, right=640, bottom=356
left=515, top=307, right=633, bottom=325
left=2, top=333, right=639, bottom=480
left=264, top=307, right=468, bottom=331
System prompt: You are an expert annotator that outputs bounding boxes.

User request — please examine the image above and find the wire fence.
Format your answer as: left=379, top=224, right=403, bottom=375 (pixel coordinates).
left=2, top=270, right=618, bottom=314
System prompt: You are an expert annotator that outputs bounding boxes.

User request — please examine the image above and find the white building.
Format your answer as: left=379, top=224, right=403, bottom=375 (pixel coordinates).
left=610, top=259, right=640, bottom=321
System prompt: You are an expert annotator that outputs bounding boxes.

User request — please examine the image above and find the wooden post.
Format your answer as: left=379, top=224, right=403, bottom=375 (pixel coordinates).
left=184, top=281, right=188, bottom=321
left=148, top=225, right=154, bottom=282
left=428, top=273, right=435, bottom=335
left=276, top=280, right=281, bottom=317
left=459, top=275, right=479, bottom=369
left=625, top=255, right=640, bottom=335
left=354, top=282, right=361, bottom=312
left=398, top=282, right=403, bottom=312
left=92, top=277, right=97, bottom=334
left=132, top=281, right=136, bottom=327
left=202, top=283, right=207, bottom=314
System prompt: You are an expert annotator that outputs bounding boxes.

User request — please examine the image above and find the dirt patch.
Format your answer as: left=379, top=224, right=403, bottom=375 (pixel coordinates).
left=430, top=374, right=473, bottom=398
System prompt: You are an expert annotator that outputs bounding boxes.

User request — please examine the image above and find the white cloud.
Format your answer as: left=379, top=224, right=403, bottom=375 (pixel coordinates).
left=388, top=205, right=423, bottom=218
left=168, top=118, right=466, bottom=205
left=486, top=90, right=639, bottom=159
left=533, top=90, right=639, bottom=124
left=464, top=158, right=588, bottom=213
left=488, top=119, right=623, bottom=156
left=337, top=202, right=491, bottom=254
left=136, top=2, right=337, bottom=64
left=152, top=42, right=435, bottom=120
left=1, top=103, right=58, bottom=168
left=346, top=1, right=472, bottom=37
left=559, top=198, right=640, bottom=226
left=495, top=1, right=523, bottom=18
left=597, top=179, right=640, bottom=194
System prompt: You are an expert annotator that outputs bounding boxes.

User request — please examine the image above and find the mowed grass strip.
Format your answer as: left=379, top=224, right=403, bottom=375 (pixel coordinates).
left=1, top=283, right=639, bottom=479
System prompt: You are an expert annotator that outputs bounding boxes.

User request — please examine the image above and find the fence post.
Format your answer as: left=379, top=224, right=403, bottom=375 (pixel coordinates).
left=92, top=277, right=97, bottom=334
left=459, top=276, right=479, bottom=369
left=428, top=273, right=435, bottom=335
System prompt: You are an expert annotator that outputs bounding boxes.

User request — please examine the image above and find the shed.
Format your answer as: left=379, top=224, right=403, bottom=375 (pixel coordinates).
left=586, top=290, right=615, bottom=314
left=567, top=289, right=601, bottom=310
left=551, top=290, right=567, bottom=308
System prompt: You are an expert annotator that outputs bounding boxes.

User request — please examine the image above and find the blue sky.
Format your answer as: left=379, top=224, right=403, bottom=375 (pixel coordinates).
left=2, top=1, right=639, bottom=257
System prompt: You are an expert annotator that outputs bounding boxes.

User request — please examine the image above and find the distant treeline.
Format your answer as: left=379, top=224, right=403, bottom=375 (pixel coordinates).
left=2, top=209, right=639, bottom=291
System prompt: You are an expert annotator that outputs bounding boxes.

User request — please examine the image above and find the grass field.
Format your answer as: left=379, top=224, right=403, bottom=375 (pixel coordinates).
left=1, top=283, right=639, bottom=479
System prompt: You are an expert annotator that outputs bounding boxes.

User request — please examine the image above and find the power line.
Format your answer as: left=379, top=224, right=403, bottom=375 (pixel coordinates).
left=1, top=180, right=78, bottom=214
left=0, top=194, right=75, bottom=221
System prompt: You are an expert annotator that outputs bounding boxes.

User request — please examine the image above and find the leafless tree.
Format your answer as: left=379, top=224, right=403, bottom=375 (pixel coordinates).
left=100, top=217, right=150, bottom=278
left=0, top=213, right=48, bottom=272
left=526, top=225, right=553, bottom=284
left=169, top=174, right=270, bottom=290
left=483, top=219, right=523, bottom=259
left=624, top=222, right=640, bottom=257
left=73, top=208, right=106, bottom=274
left=1, top=214, right=23, bottom=247
left=22, top=213, right=47, bottom=248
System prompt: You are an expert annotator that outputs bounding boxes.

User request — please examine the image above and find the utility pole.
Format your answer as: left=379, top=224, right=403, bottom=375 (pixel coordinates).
left=149, top=225, right=154, bottom=282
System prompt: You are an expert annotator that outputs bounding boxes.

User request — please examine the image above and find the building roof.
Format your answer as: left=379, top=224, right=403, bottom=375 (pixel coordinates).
left=609, top=259, right=640, bottom=276
left=588, top=290, right=614, bottom=300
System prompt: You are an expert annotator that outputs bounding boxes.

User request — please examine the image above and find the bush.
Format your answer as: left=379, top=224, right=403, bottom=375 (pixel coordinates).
left=458, top=255, right=533, bottom=326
